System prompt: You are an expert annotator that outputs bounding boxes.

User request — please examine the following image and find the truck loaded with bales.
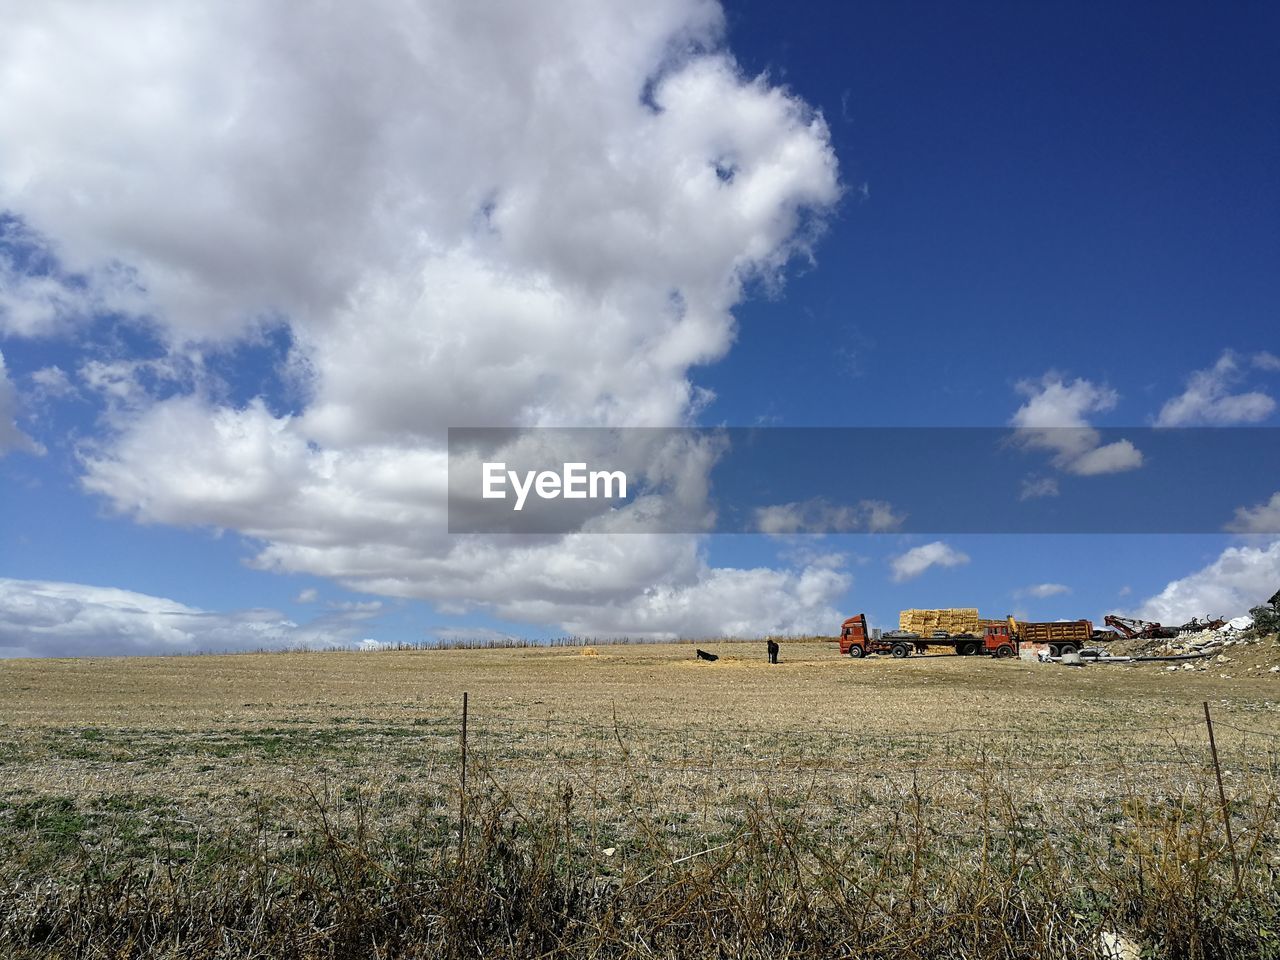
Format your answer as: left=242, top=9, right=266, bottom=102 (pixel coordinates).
left=839, top=608, right=1115, bottom=659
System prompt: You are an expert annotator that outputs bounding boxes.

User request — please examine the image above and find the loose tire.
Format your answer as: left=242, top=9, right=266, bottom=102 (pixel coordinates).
left=891, top=644, right=910, bottom=659
left=995, top=644, right=1015, bottom=659
left=848, top=645, right=865, bottom=659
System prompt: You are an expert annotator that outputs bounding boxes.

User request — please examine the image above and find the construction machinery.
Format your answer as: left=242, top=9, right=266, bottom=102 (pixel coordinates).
left=1104, top=615, right=1179, bottom=641
left=1174, top=616, right=1226, bottom=634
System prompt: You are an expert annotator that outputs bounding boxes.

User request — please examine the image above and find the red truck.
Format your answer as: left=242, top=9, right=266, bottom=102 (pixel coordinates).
left=838, top=614, right=1019, bottom=659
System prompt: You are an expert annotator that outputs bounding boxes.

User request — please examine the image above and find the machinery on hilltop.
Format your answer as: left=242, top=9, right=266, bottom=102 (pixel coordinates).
left=1103, top=615, right=1179, bottom=641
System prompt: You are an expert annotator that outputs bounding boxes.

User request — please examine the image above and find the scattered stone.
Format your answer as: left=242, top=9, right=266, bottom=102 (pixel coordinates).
left=1099, top=930, right=1141, bottom=960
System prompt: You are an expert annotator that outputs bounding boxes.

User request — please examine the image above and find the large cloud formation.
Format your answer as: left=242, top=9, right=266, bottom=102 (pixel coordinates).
left=0, top=578, right=381, bottom=659
left=1135, top=540, right=1280, bottom=625
left=0, top=1, right=844, bottom=640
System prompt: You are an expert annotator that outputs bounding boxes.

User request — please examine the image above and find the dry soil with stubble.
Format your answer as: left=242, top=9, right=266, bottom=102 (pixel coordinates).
left=2, top=639, right=1279, bottom=958
left=2, top=638, right=1277, bottom=819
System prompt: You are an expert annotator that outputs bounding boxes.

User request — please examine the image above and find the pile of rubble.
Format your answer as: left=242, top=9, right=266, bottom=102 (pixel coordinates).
left=1099, top=617, right=1280, bottom=677
left=1145, top=625, right=1253, bottom=657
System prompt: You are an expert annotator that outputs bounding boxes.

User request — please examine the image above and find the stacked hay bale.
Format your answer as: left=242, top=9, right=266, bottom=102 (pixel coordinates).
left=899, top=608, right=983, bottom=635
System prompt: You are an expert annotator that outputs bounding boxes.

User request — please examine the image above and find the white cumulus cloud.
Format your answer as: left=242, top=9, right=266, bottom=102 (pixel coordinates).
left=889, top=541, right=970, bottom=583
left=0, top=1, right=843, bottom=639
left=1135, top=540, right=1280, bottom=624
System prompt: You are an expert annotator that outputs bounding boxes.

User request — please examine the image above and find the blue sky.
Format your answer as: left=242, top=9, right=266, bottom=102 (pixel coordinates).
left=0, top=1, right=1277, bottom=655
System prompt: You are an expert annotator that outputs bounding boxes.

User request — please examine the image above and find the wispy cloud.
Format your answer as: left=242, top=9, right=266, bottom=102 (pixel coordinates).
left=889, top=541, right=970, bottom=582
left=755, top=497, right=904, bottom=535
left=1156, top=351, right=1275, bottom=426
left=1019, top=582, right=1070, bottom=598
left=1226, top=491, right=1280, bottom=534
left=0, top=578, right=383, bottom=658
left=1252, top=351, right=1280, bottom=372
left=1009, top=374, right=1142, bottom=476
left=0, top=350, right=43, bottom=457
left=1019, top=476, right=1060, bottom=500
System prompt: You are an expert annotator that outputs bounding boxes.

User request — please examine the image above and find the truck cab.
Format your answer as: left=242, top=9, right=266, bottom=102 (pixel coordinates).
left=839, top=614, right=917, bottom=658
left=981, top=621, right=1019, bottom=658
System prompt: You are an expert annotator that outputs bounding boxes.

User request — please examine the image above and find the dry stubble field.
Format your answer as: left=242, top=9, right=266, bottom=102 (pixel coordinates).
left=1, top=639, right=1278, bottom=958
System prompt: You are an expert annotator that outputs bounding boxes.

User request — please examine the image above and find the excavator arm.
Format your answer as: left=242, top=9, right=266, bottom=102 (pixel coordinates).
left=1104, top=615, right=1177, bottom=640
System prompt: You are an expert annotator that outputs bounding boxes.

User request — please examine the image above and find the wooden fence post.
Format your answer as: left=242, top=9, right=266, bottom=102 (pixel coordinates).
left=1203, top=701, right=1241, bottom=888
left=459, top=692, right=469, bottom=861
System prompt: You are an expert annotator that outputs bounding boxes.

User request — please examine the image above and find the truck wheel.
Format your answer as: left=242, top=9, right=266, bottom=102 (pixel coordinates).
left=1048, top=644, right=1060, bottom=658
left=848, top=645, right=864, bottom=659
left=961, top=641, right=978, bottom=656
left=1059, top=643, right=1077, bottom=656
left=995, top=644, right=1015, bottom=659
left=891, top=644, right=910, bottom=659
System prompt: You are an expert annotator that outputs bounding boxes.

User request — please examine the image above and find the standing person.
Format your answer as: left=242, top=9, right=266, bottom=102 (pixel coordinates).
left=767, top=639, right=779, bottom=664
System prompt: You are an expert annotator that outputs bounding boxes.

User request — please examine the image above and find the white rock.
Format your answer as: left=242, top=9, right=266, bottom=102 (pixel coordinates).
left=1099, top=930, right=1141, bottom=960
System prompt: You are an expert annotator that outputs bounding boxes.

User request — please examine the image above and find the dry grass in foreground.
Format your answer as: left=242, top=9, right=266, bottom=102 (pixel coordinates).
left=1, top=640, right=1278, bottom=958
